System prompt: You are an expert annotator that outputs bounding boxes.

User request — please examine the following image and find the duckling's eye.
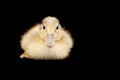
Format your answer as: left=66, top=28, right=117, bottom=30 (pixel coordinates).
left=56, top=25, right=59, bottom=30
left=43, top=25, right=46, bottom=30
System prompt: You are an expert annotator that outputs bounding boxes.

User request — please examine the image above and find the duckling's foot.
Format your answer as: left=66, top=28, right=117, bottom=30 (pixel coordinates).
left=20, top=53, right=29, bottom=58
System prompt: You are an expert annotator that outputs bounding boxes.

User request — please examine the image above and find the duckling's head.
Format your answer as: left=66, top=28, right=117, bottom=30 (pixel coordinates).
left=39, top=16, right=62, bottom=48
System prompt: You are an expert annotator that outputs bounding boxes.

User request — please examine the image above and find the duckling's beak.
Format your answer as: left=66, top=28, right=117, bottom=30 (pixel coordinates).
left=46, top=34, right=55, bottom=48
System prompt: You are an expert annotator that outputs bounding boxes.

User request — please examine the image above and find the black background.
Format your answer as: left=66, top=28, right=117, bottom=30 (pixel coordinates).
left=3, top=2, right=103, bottom=70
left=1, top=1, right=114, bottom=78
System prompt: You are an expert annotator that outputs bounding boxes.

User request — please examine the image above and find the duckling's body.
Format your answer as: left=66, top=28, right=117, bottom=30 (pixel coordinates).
left=20, top=16, right=73, bottom=60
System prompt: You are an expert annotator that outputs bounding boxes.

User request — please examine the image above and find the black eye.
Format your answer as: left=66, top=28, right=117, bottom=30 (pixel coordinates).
left=43, top=25, right=46, bottom=30
left=56, top=25, right=59, bottom=30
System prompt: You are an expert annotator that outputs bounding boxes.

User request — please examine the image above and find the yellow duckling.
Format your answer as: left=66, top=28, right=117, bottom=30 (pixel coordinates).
left=20, top=16, right=74, bottom=60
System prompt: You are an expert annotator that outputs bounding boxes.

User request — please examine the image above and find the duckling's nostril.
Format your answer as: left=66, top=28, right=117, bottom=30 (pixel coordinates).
left=47, top=34, right=54, bottom=38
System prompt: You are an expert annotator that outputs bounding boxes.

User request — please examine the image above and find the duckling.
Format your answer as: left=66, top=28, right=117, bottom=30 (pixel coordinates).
left=20, top=16, right=74, bottom=60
